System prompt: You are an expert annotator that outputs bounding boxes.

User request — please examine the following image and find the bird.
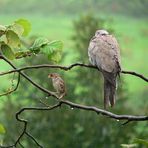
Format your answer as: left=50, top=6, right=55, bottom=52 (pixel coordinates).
left=88, top=29, right=121, bottom=109
left=48, top=73, right=66, bottom=99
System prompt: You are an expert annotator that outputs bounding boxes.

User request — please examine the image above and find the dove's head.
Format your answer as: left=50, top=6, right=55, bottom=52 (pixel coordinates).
left=48, top=73, right=60, bottom=79
left=95, top=30, right=109, bottom=37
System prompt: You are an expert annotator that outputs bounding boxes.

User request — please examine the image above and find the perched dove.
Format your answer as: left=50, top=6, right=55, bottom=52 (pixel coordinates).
left=88, top=30, right=121, bottom=109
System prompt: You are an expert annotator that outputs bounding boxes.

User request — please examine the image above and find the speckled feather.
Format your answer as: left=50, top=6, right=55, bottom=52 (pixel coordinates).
left=52, top=77, right=66, bottom=94
left=49, top=73, right=66, bottom=99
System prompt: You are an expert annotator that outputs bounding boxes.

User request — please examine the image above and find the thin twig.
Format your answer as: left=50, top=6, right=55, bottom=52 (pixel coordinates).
left=25, top=132, right=43, bottom=148
left=38, top=99, right=50, bottom=107
left=0, top=55, right=147, bottom=122
left=18, top=141, right=25, bottom=148
left=1, top=100, right=147, bottom=148
left=121, top=70, right=148, bottom=82
left=0, top=55, right=148, bottom=147
left=0, top=56, right=57, bottom=98
left=1, top=103, right=61, bottom=148
left=0, top=62, right=147, bottom=82
left=122, top=120, right=131, bottom=125
left=0, top=73, right=20, bottom=97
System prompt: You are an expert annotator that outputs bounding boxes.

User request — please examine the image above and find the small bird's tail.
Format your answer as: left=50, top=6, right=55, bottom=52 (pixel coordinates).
left=103, top=71, right=117, bottom=109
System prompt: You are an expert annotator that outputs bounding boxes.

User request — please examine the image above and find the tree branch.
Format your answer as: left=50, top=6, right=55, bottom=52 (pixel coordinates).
left=1, top=99, right=148, bottom=147
left=121, top=70, right=148, bottom=82
left=60, top=100, right=148, bottom=121
left=0, top=73, right=20, bottom=97
left=0, top=55, right=57, bottom=98
left=0, top=62, right=147, bottom=82
left=1, top=103, right=61, bottom=148
left=0, top=55, right=148, bottom=147
left=25, top=132, right=43, bottom=148
left=0, top=55, right=147, bottom=122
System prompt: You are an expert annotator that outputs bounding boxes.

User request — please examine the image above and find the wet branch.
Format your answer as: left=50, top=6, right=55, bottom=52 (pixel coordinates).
left=0, top=55, right=57, bottom=98
left=0, top=62, right=147, bottom=82
left=0, top=55, right=148, bottom=147
left=1, top=103, right=61, bottom=148
left=0, top=73, right=20, bottom=97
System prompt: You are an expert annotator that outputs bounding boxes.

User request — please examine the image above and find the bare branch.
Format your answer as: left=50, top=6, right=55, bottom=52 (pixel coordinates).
left=0, top=55, right=147, bottom=123
left=18, top=141, right=25, bottom=148
left=0, top=55, right=148, bottom=147
left=121, top=120, right=131, bottom=125
left=1, top=99, right=148, bottom=147
left=60, top=100, right=148, bottom=122
left=15, top=100, right=148, bottom=122
left=121, top=70, right=148, bottom=82
left=0, top=73, right=20, bottom=97
left=0, top=55, right=57, bottom=98
left=25, top=132, right=43, bottom=148
left=1, top=103, right=61, bottom=148
left=0, top=61, right=147, bottom=82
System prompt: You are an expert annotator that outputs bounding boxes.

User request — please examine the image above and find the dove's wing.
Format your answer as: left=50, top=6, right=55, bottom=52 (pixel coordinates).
left=88, top=35, right=121, bottom=73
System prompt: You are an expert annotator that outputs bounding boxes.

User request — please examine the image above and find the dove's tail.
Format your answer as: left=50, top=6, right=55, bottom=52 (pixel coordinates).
left=103, top=71, right=117, bottom=109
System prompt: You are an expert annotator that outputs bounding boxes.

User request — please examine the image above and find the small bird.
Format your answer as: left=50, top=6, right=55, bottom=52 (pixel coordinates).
left=88, top=29, right=121, bottom=109
left=48, top=73, right=66, bottom=99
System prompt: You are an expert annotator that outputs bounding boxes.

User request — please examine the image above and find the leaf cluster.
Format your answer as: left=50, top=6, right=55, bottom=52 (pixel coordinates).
left=0, top=19, right=63, bottom=63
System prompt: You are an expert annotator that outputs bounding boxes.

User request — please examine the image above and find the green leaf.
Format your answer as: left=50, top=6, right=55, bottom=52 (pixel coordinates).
left=30, top=39, right=63, bottom=62
left=0, top=124, right=6, bottom=134
left=1, top=44, right=15, bottom=60
left=0, top=25, right=6, bottom=37
left=48, top=51, right=62, bottom=63
left=10, top=23, right=24, bottom=37
left=40, top=40, right=63, bottom=63
left=15, top=19, right=31, bottom=36
left=30, top=37, right=49, bottom=50
left=0, top=25, right=6, bottom=31
left=47, top=40, right=63, bottom=52
left=134, top=138, right=148, bottom=146
left=6, top=30, right=20, bottom=48
left=40, top=44, right=53, bottom=54
left=40, top=40, right=63, bottom=54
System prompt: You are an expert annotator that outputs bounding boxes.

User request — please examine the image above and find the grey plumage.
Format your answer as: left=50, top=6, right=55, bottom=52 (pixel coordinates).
left=88, top=30, right=121, bottom=108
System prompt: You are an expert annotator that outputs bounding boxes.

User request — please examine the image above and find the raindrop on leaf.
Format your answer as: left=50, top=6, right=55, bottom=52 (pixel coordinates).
left=70, top=107, right=74, bottom=110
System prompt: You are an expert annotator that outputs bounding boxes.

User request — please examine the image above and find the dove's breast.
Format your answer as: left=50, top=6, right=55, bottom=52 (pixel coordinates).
left=88, top=35, right=121, bottom=73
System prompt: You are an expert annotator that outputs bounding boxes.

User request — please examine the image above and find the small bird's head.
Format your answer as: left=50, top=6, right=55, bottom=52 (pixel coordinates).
left=48, top=73, right=60, bottom=79
left=95, top=30, right=109, bottom=37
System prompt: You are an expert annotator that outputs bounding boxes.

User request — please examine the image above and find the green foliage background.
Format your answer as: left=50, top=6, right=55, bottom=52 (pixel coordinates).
left=0, top=0, right=148, bottom=147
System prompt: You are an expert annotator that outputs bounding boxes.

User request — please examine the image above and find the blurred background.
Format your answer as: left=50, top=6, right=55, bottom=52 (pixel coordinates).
left=0, top=0, right=148, bottom=147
